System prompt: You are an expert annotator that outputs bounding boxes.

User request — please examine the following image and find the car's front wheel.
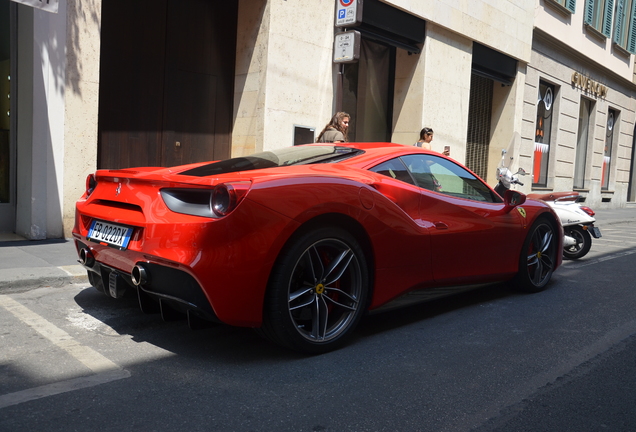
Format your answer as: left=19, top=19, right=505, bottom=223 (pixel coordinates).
left=515, top=218, right=558, bottom=293
left=261, top=226, right=370, bottom=354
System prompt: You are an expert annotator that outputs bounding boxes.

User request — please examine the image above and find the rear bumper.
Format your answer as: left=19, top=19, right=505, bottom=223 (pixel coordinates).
left=73, top=197, right=299, bottom=327
left=76, top=239, right=221, bottom=323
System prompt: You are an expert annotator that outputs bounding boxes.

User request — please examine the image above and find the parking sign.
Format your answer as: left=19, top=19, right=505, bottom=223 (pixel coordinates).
left=335, top=0, right=363, bottom=27
left=333, top=31, right=361, bottom=63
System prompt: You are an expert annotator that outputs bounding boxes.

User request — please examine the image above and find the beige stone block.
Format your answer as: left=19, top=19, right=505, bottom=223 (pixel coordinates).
left=65, top=0, right=102, bottom=84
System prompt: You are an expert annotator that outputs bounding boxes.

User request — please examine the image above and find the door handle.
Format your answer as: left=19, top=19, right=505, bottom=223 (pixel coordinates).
left=434, top=222, right=449, bottom=230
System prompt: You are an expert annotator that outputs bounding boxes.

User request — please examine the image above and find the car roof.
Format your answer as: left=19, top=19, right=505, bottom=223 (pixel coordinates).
left=317, top=142, right=438, bottom=168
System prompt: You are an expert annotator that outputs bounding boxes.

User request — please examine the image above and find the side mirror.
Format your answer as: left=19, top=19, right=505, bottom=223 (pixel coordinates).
left=504, top=189, right=526, bottom=209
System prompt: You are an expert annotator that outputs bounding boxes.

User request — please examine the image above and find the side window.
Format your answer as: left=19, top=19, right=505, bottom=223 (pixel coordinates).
left=401, top=154, right=499, bottom=203
left=613, top=0, right=636, bottom=54
left=369, top=158, right=415, bottom=185
left=547, top=0, right=577, bottom=13
left=584, top=0, right=614, bottom=37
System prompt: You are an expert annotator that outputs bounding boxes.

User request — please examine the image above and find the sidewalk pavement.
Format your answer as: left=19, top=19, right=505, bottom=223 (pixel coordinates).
left=1, top=206, right=636, bottom=293
left=0, top=238, right=88, bottom=293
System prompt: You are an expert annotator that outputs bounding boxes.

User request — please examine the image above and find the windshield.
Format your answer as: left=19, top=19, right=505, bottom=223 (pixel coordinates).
left=179, top=146, right=364, bottom=177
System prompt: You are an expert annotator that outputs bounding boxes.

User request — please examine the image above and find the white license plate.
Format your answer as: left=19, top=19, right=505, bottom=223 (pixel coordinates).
left=88, top=220, right=134, bottom=249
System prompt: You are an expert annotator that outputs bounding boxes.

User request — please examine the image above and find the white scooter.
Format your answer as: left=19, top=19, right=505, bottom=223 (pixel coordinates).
left=493, top=141, right=601, bottom=260
left=526, top=191, right=601, bottom=260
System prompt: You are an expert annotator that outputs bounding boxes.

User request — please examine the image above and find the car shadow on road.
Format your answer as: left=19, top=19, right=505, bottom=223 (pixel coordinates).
left=72, top=286, right=302, bottom=363
left=357, top=282, right=518, bottom=338
left=73, top=280, right=529, bottom=363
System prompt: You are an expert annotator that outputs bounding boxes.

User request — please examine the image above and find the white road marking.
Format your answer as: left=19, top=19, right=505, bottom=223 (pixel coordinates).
left=0, top=295, right=129, bottom=409
left=562, top=249, right=636, bottom=269
left=0, top=369, right=130, bottom=409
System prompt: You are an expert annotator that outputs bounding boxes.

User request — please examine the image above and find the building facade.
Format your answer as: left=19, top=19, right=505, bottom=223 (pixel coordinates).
left=0, top=0, right=633, bottom=239
left=525, top=0, right=636, bottom=208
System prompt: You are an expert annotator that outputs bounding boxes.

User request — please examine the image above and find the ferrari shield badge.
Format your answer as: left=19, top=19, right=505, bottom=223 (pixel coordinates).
left=516, top=207, right=527, bottom=218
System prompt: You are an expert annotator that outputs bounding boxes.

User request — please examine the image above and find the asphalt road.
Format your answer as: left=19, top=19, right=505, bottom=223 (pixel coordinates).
left=1, top=222, right=636, bottom=432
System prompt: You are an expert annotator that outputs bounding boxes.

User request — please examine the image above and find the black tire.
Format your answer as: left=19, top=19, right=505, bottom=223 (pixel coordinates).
left=562, top=225, right=592, bottom=260
left=514, top=218, right=558, bottom=293
left=260, top=226, right=370, bottom=354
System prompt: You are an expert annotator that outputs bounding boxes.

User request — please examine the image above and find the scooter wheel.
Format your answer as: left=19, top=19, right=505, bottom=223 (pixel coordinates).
left=563, top=225, right=592, bottom=260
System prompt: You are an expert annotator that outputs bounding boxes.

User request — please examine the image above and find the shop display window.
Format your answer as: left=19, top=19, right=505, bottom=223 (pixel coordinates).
left=533, top=81, right=555, bottom=187
left=602, top=109, right=618, bottom=190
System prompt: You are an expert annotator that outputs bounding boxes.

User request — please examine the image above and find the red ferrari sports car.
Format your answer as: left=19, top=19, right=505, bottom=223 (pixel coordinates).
left=73, top=142, right=562, bottom=353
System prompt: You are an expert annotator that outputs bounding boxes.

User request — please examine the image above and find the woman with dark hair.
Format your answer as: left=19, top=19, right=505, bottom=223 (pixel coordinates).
left=414, top=127, right=450, bottom=155
left=414, top=127, right=434, bottom=149
left=316, top=112, right=350, bottom=143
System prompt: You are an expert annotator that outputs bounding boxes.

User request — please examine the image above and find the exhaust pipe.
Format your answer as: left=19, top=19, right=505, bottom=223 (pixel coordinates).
left=131, top=264, right=149, bottom=286
left=78, top=248, right=95, bottom=267
left=563, top=235, right=577, bottom=248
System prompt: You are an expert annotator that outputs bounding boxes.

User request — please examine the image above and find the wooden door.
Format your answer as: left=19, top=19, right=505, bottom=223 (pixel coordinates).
left=98, top=0, right=237, bottom=169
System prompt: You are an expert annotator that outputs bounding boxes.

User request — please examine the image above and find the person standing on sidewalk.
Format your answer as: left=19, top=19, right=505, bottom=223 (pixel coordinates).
left=316, top=112, right=350, bottom=143
left=414, top=127, right=450, bottom=156
left=414, top=127, right=434, bottom=149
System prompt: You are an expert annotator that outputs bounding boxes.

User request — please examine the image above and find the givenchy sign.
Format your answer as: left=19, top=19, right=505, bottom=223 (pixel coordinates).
left=571, top=72, right=608, bottom=98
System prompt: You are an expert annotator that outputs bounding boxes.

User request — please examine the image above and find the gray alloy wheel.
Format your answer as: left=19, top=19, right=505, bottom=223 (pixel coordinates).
left=261, top=227, right=369, bottom=354
left=287, top=237, right=363, bottom=343
left=515, top=219, right=557, bottom=293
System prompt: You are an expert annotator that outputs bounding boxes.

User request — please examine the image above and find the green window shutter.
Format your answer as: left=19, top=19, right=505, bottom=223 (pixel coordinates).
left=566, top=0, right=577, bottom=12
left=627, top=0, right=636, bottom=52
left=584, top=0, right=595, bottom=25
left=613, top=0, right=625, bottom=44
left=603, top=0, right=615, bottom=37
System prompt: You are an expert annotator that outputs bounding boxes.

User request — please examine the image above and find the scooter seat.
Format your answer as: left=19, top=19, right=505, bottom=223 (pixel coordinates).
left=527, top=191, right=580, bottom=202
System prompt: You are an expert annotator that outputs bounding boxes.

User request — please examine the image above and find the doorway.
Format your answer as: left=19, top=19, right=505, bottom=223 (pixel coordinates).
left=465, top=73, right=494, bottom=180
left=97, top=0, right=237, bottom=169
left=0, top=0, right=15, bottom=233
left=341, top=38, right=395, bottom=143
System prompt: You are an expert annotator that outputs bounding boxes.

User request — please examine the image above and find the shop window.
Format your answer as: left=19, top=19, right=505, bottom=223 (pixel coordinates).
left=547, top=0, right=577, bottom=13
left=584, top=0, right=614, bottom=37
left=533, top=81, right=555, bottom=187
left=602, top=109, right=618, bottom=190
left=575, top=98, right=594, bottom=189
left=613, top=0, right=636, bottom=53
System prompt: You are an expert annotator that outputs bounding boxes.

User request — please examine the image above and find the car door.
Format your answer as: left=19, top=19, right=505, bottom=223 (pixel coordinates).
left=368, top=157, right=434, bottom=287
left=400, top=154, right=526, bottom=284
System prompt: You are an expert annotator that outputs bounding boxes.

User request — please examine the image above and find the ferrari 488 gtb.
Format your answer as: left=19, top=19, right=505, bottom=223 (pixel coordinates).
left=73, top=142, right=562, bottom=353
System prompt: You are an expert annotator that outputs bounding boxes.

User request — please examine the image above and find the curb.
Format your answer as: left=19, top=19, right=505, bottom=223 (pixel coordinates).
left=0, top=265, right=89, bottom=294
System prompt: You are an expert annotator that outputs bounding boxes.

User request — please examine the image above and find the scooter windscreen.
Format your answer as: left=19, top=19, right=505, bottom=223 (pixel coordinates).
left=496, top=132, right=528, bottom=190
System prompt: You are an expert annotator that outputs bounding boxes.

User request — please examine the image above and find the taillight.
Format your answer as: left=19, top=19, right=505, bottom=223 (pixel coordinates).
left=85, top=174, right=97, bottom=196
left=580, top=206, right=595, bottom=216
left=210, top=182, right=251, bottom=217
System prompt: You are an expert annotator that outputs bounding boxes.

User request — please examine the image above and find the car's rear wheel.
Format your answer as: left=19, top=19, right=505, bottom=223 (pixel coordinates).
left=261, top=227, right=370, bottom=354
left=515, top=218, right=558, bottom=293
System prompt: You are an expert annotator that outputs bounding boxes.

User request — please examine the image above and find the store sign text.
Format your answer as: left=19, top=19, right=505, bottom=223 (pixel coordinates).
left=571, top=72, right=608, bottom=98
